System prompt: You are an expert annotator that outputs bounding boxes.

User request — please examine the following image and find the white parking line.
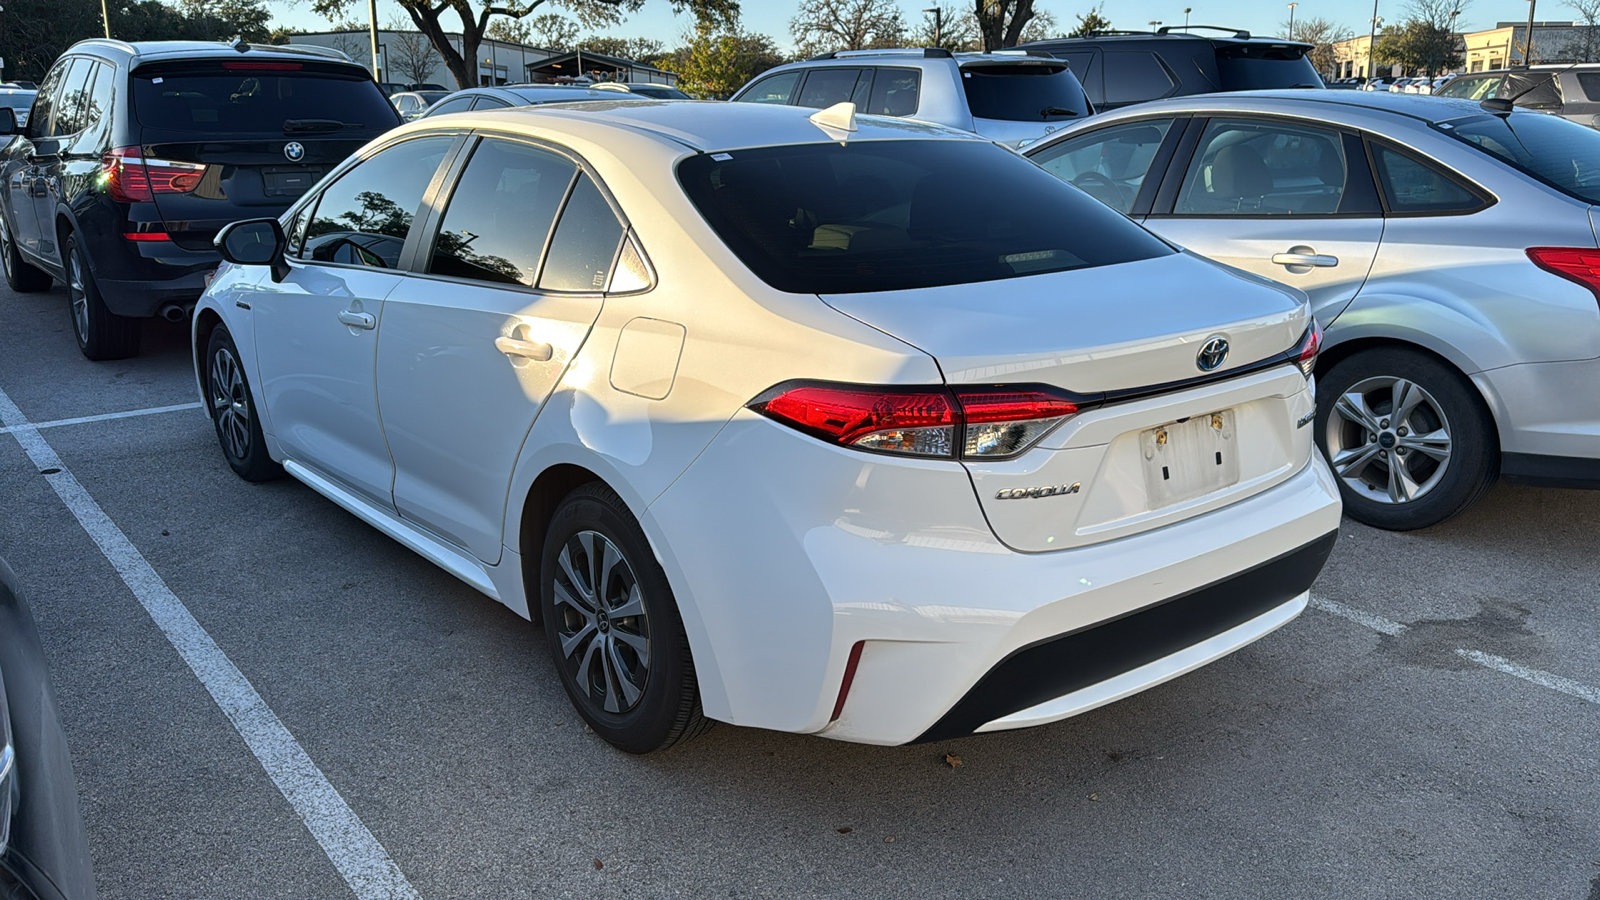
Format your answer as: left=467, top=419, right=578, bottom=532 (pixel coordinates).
left=1309, top=595, right=1409, bottom=636
left=0, top=401, right=203, bottom=435
left=1456, top=649, right=1600, bottom=706
left=0, top=387, right=420, bottom=900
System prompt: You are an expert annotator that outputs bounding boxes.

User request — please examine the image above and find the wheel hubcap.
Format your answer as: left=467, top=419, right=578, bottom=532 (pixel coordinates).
left=1325, top=375, right=1453, bottom=505
left=209, top=346, right=251, bottom=460
left=68, top=254, right=88, bottom=343
left=553, top=530, right=650, bottom=715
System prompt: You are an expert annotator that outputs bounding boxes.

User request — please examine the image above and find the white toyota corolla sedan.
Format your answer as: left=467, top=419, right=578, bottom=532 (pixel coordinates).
left=193, top=99, right=1340, bottom=752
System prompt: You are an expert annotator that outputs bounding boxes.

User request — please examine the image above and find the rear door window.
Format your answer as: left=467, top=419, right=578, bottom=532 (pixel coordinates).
left=795, top=68, right=866, bottom=109
left=1029, top=119, right=1173, bottom=214
left=298, top=135, right=455, bottom=267
left=49, top=58, right=95, bottom=137
left=538, top=174, right=626, bottom=292
left=739, top=71, right=801, bottom=105
left=1175, top=118, right=1359, bottom=216
left=428, top=137, right=578, bottom=286
left=131, top=64, right=397, bottom=134
left=864, top=67, right=920, bottom=117
left=426, top=94, right=475, bottom=116
left=962, top=63, right=1089, bottom=121
left=1102, top=52, right=1177, bottom=106
left=471, top=96, right=512, bottom=110
left=1578, top=72, right=1600, bottom=101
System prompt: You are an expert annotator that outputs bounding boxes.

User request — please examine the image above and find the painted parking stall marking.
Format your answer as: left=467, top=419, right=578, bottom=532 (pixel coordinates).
left=0, top=401, right=203, bottom=435
left=0, top=386, right=421, bottom=900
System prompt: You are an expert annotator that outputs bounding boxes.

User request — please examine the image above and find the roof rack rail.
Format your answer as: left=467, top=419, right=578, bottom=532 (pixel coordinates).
left=1078, top=29, right=1153, bottom=37
left=808, top=48, right=954, bottom=61
left=1157, top=25, right=1251, bottom=39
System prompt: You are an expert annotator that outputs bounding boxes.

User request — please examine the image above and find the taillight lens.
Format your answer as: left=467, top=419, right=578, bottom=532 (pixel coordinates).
left=101, top=147, right=206, bottom=202
left=1527, top=247, right=1600, bottom=307
left=1294, top=319, right=1322, bottom=379
left=749, top=382, right=1085, bottom=459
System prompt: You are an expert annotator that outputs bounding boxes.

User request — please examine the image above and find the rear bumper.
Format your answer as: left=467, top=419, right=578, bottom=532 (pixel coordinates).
left=92, top=240, right=218, bottom=317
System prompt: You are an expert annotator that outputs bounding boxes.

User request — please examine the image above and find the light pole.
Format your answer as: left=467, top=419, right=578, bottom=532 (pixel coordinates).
left=1523, top=0, right=1537, bottom=64
left=1149, top=19, right=1162, bottom=31
left=1367, top=0, right=1382, bottom=82
left=1288, top=2, right=1298, bottom=34
left=367, top=0, right=379, bottom=81
left=922, top=7, right=943, bottom=47
left=101, top=0, right=110, bottom=38
left=1184, top=8, right=1192, bottom=31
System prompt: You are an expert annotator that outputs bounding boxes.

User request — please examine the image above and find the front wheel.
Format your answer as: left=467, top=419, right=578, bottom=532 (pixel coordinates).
left=1, top=216, right=50, bottom=292
left=205, top=325, right=281, bottom=482
left=1316, top=347, right=1497, bottom=530
left=539, top=483, right=711, bottom=753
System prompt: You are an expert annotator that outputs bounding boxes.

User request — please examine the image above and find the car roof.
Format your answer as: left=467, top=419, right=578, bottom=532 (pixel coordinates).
left=1092, top=88, right=1496, bottom=125
left=67, top=38, right=358, bottom=69
left=410, top=97, right=981, bottom=153
left=1021, top=30, right=1311, bottom=49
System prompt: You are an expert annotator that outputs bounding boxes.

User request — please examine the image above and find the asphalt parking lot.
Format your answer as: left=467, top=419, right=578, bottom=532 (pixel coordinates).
left=1, top=279, right=1596, bottom=900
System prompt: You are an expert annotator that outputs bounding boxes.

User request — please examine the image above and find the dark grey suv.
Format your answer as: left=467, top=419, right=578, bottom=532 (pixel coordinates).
left=1021, top=26, right=1323, bottom=111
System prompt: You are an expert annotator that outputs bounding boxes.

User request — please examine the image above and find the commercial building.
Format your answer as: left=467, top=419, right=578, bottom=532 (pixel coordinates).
left=1461, top=21, right=1600, bottom=70
left=289, top=30, right=556, bottom=89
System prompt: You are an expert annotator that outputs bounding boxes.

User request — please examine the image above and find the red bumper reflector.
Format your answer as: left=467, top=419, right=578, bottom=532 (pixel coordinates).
left=830, top=641, right=866, bottom=723
left=123, top=232, right=171, bottom=241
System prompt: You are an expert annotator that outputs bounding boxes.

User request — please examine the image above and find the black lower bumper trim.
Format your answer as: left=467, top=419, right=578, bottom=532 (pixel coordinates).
left=1500, top=452, right=1600, bottom=489
left=915, top=530, right=1338, bottom=743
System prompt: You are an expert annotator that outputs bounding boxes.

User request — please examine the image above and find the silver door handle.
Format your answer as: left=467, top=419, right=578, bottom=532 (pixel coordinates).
left=495, top=336, right=553, bottom=361
left=1271, top=252, right=1338, bottom=268
left=337, top=309, right=376, bottom=330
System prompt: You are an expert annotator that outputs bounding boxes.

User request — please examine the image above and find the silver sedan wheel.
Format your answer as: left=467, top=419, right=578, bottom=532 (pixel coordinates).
left=68, top=252, right=89, bottom=344
left=208, top=345, right=251, bottom=460
left=553, top=530, right=651, bottom=714
left=1325, top=375, right=1453, bottom=504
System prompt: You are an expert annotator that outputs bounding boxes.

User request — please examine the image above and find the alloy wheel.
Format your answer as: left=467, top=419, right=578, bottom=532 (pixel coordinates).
left=68, top=252, right=89, bottom=344
left=1325, top=375, right=1453, bottom=505
left=209, top=345, right=251, bottom=460
left=552, top=530, right=651, bottom=714
left=1, top=223, right=13, bottom=282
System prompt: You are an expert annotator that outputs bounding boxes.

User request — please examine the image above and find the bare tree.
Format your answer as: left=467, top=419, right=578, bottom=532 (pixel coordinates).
left=1281, top=16, right=1354, bottom=77
left=790, top=0, right=905, bottom=57
left=1566, top=0, right=1600, bottom=60
left=907, top=8, right=979, bottom=50
left=326, top=25, right=372, bottom=67
left=389, top=25, right=439, bottom=84
left=1018, top=8, right=1058, bottom=42
left=974, top=0, right=1039, bottom=51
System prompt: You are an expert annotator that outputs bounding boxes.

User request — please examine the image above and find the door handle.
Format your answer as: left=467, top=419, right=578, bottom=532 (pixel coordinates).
left=1271, top=252, right=1338, bottom=268
left=495, top=336, right=553, bottom=361
left=337, top=309, right=376, bottom=330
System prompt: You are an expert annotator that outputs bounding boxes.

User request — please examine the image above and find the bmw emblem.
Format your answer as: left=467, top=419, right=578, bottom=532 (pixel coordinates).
left=283, top=141, right=306, bottom=162
left=1196, top=336, right=1229, bottom=372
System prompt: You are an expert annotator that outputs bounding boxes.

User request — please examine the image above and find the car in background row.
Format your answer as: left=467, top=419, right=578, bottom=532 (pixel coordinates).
left=391, top=89, right=450, bottom=120
left=419, top=84, right=616, bottom=117
left=1435, top=64, right=1600, bottom=127
left=0, top=88, right=34, bottom=129
left=0, top=39, right=401, bottom=361
left=594, top=82, right=691, bottom=100
left=195, top=99, right=1338, bottom=753
left=380, top=80, right=448, bottom=95
left=1026, top=90, right=1600, bottom=528
left=731, top=48, right=1091, bottom=148
left=1, top=557, right=97, bottom=900
left=1021, top=26, right=1323, bottom=111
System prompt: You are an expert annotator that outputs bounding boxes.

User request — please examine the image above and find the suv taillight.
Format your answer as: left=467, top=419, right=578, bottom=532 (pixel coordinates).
left=748, top=382, right=1088, bottom=460
left=1527, top=247, right=1600, bottom=308
left=1294, top=319, right=1322, bottom=379
left=101, top=147, right=206, bottom=202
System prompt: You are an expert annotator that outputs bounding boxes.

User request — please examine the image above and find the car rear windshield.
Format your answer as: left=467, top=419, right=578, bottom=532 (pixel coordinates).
left=0, top=92, right=32, bottom=110
left=961, top=63, right=1090, bottom=121
left=677, top=139, right=1173, bottom=294
left=132, top=64, right=397, bottom=133
left=1438, top=112, right=1600, bottom=203
left=1213, top=44, right=1323, bottom=90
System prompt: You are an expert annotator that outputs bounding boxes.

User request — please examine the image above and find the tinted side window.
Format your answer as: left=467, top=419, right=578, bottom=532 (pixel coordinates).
left=1176, top=118, right=1355, bottom=216
left=739, top=72, right=800, bottom=104
left=1370, top=144, right=1481, bottom=213
left=1030, top=120, right=1172, bottom=214
left=429, top=137, right=577, bottom=286
left=27, top=62, right=67, bottom=139
left=471, top=96, right=512, bottom=110
left=50, top=58, right=95, bottom=137
left=1579, top=72, right=1600, bottom=102
left=299, top=135, right=455, bottom=267
left=538, top=174, right=626, bottom=292
left=796, top=68, right=864, bottom=109
left=1103, top=52, right=1177, bottom=106
left=70, top=62, right=115, bottom=153
left=865, top=67, right=920, bottom=117
left=426, top=95, right=475, bottom=116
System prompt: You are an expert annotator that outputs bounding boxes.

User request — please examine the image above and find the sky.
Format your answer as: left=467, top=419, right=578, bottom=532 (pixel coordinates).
left=272, top=0, right=1573, bottom=53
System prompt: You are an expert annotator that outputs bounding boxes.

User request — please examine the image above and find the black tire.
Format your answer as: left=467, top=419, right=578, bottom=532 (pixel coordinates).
left=540, top=483, right=711, bottom=753
left=1, top=215, right=50, bottom=292
left=205, top=325, right=282, bottom=483
left=1316, top=347, right=1498, bottom=530
left=65, top=233, right=140, bottom=360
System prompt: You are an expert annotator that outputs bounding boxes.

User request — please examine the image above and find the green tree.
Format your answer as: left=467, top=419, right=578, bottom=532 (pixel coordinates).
left=1068, top=4, right=1111, bottom=38
left=1375, top=19, right=1460, bottom=76
left=577, top=35, right=666, bottom=59
left=661, top=24, right=783, bottom=98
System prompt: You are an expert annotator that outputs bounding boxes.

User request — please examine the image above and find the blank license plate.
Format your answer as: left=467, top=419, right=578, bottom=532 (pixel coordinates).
left=1141, top=410, right=1239, bottom=508
left=262, top=168, right=318, bottom=197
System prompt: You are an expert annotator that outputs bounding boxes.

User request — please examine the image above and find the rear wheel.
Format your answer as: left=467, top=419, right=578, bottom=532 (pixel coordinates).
left=539, top=483, right=711, bottom=753
left=205, top=325, right=281, bottom=482
left=66, top=234, right=140, bottom=361
left=1, top=216, right=50, bottom=292
left=1316, top=347, right=1497, bottom=530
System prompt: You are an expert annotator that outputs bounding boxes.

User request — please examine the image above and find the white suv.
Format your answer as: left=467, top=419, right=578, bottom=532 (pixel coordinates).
left=730, top=48, right=1092, bottom=147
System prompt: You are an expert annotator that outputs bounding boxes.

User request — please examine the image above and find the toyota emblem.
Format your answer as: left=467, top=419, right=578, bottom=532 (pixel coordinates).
left=283, top=141, right=306, bottom=162
left=1196, top=336, right=1229, bottom=372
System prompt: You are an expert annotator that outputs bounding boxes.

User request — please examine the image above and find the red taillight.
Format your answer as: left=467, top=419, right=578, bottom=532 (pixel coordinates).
left=122, top=231, right=171, bottom=242
left=1294, top=319, right=1322, bottom=378
left=1527, top=247, right=1600, bottom=307
left=101, top=147, right=206, bottom=202
left=221, top=61, right=302, bottom=70
left=749, top=382, right=1086, bottom=459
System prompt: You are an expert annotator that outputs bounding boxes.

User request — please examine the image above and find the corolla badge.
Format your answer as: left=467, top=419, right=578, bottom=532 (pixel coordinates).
left=1196, top=336, right=1229, bottom=372
left=283, top=141, right=306, bottom=162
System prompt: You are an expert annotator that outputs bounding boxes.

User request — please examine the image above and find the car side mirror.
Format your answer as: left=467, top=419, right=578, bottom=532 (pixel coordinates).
left=215, top=218, right=289, bottom=282
left=0, top=108, right=15, bottom=136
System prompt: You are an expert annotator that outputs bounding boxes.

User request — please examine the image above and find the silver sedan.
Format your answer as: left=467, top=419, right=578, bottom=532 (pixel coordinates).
left=1025, top=90, right=1600, bottom=529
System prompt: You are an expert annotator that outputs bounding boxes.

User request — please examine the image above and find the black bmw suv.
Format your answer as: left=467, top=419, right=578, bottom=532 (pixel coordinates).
left=1020, top=27, right=1323, bottom=112
left=0, top=40, right=401, bottom=359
